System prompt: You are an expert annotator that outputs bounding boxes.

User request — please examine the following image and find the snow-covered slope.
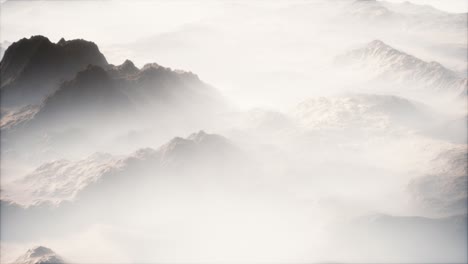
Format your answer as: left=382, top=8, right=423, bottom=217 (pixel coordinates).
left=336, top=40, right=467, bottom=96
left=292, top=93, right=434, bottom=132
left=408, top=146, right=467, bottom=216
left=2, top=131, right=243, bottom=207
left=5, top=153, right=118, bottom=206
left=13, top=246, right=65, bottom=264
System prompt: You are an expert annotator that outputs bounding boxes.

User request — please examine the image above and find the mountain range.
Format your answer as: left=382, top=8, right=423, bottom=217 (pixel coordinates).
left=0, top=35, right=223, bottom=118
left=0, top=131, right=257, bottom=243
left=336, top=40, right=467, bottom=97
left=0, top=28, right=466, bottom=263
left=2, top=131, right=246, bottom=208
left=0, top=36, right=226, bottom=162
left=342, top=0, right=467, bottom=33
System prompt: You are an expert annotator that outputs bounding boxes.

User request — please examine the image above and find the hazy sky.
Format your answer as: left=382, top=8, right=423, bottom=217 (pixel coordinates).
left=386, top=0, right=467, bottom=12
left=0, top=0, right=467, bottom=12
left=1, top=0, right=466, bottom=109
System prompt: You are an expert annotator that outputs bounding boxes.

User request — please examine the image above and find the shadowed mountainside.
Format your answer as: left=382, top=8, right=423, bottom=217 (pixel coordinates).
left=0, top=36, right=108, bottom=108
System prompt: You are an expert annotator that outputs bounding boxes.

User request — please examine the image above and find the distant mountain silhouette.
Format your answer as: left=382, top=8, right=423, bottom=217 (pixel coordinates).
left=0, top=36, right=226, bottom=158
left=336, top=40, right=467, bottom=96
left=29, top=64, right=133, bottom=130
left=342, top=0, right=467, bottom=32
left=9, top=61, right=224, bottom=132
left=292, top=93, right=435, bottom=132
left=2, top=131, right=244, bottom=207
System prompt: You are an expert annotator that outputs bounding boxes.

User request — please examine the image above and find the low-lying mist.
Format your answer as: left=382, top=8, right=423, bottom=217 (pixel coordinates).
left=0, top=0, right=466, bottom=263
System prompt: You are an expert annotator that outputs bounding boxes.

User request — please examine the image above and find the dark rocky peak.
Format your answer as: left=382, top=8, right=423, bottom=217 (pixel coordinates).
left=1, top=35, right=108, bottom=82
left=120, top=59, right=138, bottom=71
left=0, top=35, right=52, bottom=84
left=57, top=37, right=66, bottom=45
left=135, top=64, right=177, bottom=84
left=72, top=64, right=110, bottom=86
left=0, top=35, right=109, bottom=107
left=108, top=59, right=139, bottom=78
left=56, top=38, right=107, bottom=65
left=39, top=65, right=113, bottom=110
left=38, top=64, right=120, bottom=113
left=136, top=63, right=170, bottom=80
left=142, top=62, right=161, bottom=71
left=29, top=64, right=132, bottom=130
left=109, top=61, right=200, bottom=81
left=137, top=62, right=201, bottom=84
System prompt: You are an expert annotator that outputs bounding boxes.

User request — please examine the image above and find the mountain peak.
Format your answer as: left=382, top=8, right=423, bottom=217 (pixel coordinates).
left=187, top=130, right=231, bottom=146
left=336, top=40, right=467, bottom=95
left=142, top=62, right=161, bottom=71
left=122, top=59, right=136, bottom=68
left=367, top=39, right=392, bottom=50
left=57, top=37, right=66, bottom=45
left=1, top=35, right=109, bottom=107
left=24, top=35, right=51, bottom=44
left=109, top=59, right=139, bottom=77
left=15, top=246, right=65, bottom=264
left=1, top=35, right=52, bottom=82
left=368, top=39, right=385, bottom=46
left=159, top=131, right=233, bottom=159
left=188, top=130, right=208, bottom=141
left=26, top=246, right=54, bottom=258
